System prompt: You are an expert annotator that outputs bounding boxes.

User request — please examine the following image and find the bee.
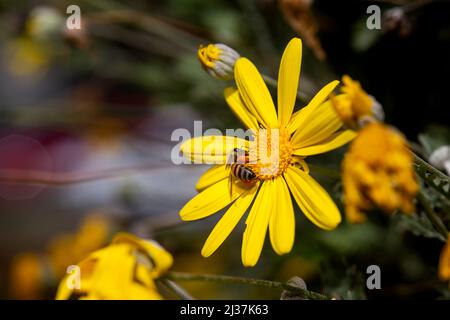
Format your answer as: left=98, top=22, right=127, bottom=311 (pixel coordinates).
left=227, top=148, right=257, bottom=196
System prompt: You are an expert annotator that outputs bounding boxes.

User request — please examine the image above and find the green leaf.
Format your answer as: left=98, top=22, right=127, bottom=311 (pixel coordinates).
left=395, top=212, right=446, bottom=242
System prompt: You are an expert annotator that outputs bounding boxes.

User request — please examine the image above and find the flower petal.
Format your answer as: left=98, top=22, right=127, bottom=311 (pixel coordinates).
left=224, top=87, right=258, bottom=130
left=195, top=165, right=230, bottom=192
left=285, top=166, right=341, bottom=230
left=278, top=38, right=302, bottom=127
left=180, top=179, right=245, bottom=221
left=293, top=130, right=357, bottom=156
left=201, top=184, right=259, bottom=257
left=269, top=177, right=295, bottom=255
left=235, top=58, right=278, bottom=128
left=180, top=136, right=249, bottom=164
left=289, top=80, right=339, bottom=144
left=291, top=99, right=344, bottom=148
left=241, top=181, right=272, bottom=267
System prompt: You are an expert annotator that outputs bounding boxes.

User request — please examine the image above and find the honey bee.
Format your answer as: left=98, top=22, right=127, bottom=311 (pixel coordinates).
left=227, top=148, right=257, bottom=196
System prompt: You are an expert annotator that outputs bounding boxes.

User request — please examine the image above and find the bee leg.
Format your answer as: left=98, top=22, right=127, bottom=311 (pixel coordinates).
left=228, top=174, right=234, bottom=199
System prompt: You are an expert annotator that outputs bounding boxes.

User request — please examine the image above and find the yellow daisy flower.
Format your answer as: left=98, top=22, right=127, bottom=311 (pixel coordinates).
left=55, top=233, right=173, bottom=300
left=180, top=38, right=356, bottom=267
left=9, top=252, right=44, bottom=299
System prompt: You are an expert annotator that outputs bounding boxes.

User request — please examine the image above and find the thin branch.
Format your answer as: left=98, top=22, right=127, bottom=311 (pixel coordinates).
left=0, top=164, right=173, bottom=186
left=412, top=151, right=450, bottom=199
left=308, top=164, right=341, bottom=179
left=417, top=190, right=449, bottom=240
left=87, top=10, right=202, bottom=52
left=164, top=271, right=328, bottom=300
left=157, top=278, right=195, bottom=300
left=262, top=74, right=309, bottom=104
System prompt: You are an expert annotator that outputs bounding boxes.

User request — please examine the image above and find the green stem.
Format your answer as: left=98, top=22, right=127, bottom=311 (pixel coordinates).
left=157, top=278, right=195, bottom=300
left=412, top=152, right=450, bottom=199
left=308, top=164, right=341, bottom=179
left=417, top=190, right=448, bottom=241
left=262, top=75, right=309, bottom=104
left=164, top=271, right=328, bottom=300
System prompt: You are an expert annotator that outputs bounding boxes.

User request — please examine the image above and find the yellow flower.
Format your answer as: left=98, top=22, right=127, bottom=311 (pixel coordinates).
left=6, top=37, right=49, bottom=77
left=439, top=235, right=450, bottom=284
left=181, top=38, right=356, bottom=267
left=9, top=252, right=45, bottom=299
left=342, top=123, right=418, bottom=223
left=56, top=233, right=173, bottom=300
left=198, top=43, right=240, bottom=80
left=48, top=213, right=111, bottom=278
left=332, top=75, right=384, bottom=129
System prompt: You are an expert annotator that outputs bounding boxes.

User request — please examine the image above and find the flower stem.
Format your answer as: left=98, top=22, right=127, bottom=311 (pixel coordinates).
left=157, top=278, right=195, bottom=300
left=412, top=151, right=450, bottom=200
left=262, top=75, right=309, bottom=104
left=164, top=271, right=329, bottom=300
left=417, top=190, right=449, bottom=241
left=308, top=164, right=341, bottom=179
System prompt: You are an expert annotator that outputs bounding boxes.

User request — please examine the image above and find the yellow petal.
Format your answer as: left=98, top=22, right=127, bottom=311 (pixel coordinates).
left=285, top=166, right=341, bottom=230
left=241, top=181, right=272, bottom=267
left=286, top=106, right=306, bottom=135
left=180, top=179, right=243, bottom=221
left=278, top=38, right=302, bottom=127
left=201, top=184, right=259, bottom=257
left=196, top=165, right=230, bottom=192
left=113, top=233, right=174, bottom=278
left=180, top=136, right=249, bottom=164
left=292, top=99, right=344, bottom=148
left=83, top=245, right=136, bottom=299
left=55, top=275, right=72, bottom=300
left=269, top=177, right=295, bottom=255
left=290, top=80, right=339, bottom=144
left=224, top=87, right=258, bottom=130
left=293, top=130, right=357, bottom=156
left=235, top=58, right=278, bottom=128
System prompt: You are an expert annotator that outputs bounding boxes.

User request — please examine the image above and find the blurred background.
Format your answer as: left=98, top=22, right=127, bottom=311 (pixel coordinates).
left=0, top=0, right=449, bottom=299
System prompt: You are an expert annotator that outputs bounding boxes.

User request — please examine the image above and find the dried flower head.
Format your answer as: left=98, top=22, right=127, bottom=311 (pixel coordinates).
left=332, top=75, right=384, bottom=129
left=342, top=123, right=418, bottom=223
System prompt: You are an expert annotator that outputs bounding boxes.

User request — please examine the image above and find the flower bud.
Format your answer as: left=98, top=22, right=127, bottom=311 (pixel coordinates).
left=197, top=43, right=240, bottom=80
left=26, top=6, right=64, bottom=41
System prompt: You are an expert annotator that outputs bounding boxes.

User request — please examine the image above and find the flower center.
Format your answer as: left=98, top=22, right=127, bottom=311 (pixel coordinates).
left=247, top=128, right=293, bottom=180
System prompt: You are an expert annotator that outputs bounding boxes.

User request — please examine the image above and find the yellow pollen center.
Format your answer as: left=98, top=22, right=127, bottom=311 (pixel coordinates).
left=247, top=128, right=293, bottom=180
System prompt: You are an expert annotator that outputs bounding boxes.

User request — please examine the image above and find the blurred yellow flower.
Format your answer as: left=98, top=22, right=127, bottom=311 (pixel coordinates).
left=342, top=123, right=418, bottom=223
left=439, top=235, right=450, bottom=284
left=9, top=212, right=112, bottom=299
left=9, top=253, right=45, bottom=300
left=48, top=213, right=112, bottom=278
left=6, top=37, right=49, bottom=77
left=56, top=233, right=173, bottom=300
left=197, top=43, right=240, bottom=80
left=181, top=38, right=356, bottom=267
left=332, top=75, right=384, bottom=129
